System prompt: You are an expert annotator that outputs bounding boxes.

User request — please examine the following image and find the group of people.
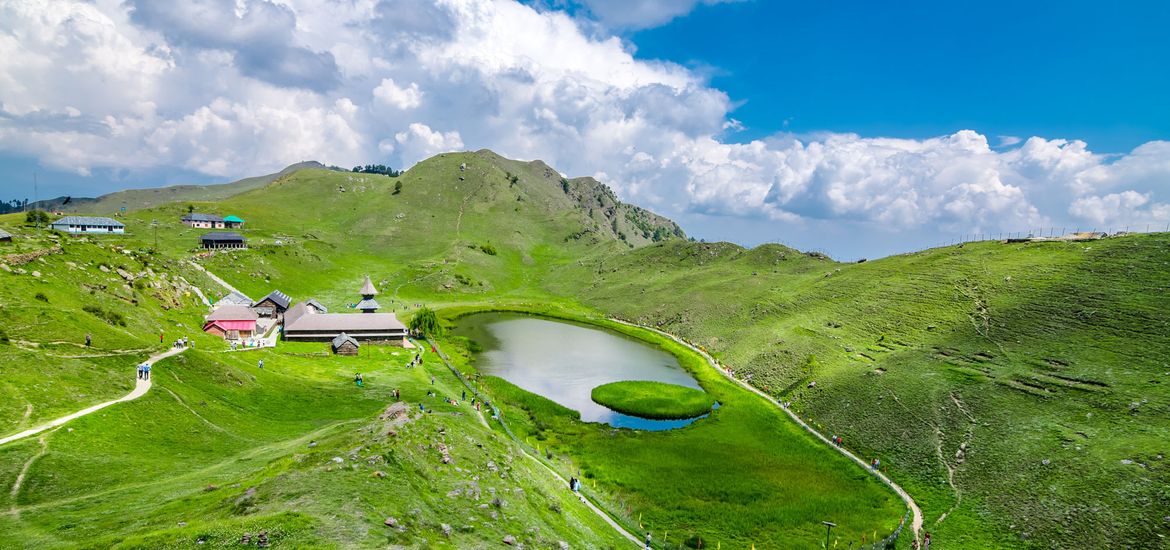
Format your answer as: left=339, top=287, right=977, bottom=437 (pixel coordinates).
left=353, top=373, right=364, bottom=387
left=910, top=531, right=932, bottom=549
left=172, top=336, right=191, bottom=349
left=230, top=339, right=262, bottom=351
left=567, top=476, right=581, bottom=493
left=136, top=363, right=151, bottom=380
left=406, top=353, right=422, bottom=368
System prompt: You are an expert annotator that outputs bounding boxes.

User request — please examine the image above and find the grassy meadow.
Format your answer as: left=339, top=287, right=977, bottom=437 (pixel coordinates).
left=2, top=150, right=1168, bottom=548
left=590, top=381, right=715, bottom=420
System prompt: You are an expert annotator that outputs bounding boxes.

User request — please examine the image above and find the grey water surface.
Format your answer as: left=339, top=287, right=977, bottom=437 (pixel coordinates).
left=453, top=312, right=708, bottom=430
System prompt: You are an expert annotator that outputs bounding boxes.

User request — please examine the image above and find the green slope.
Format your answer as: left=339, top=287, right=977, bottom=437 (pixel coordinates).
left=5, top=149, right=1168, bottom=548
left=567, top=235, right=1170, bottom=548
left=32, top=162, right=329, bottom=216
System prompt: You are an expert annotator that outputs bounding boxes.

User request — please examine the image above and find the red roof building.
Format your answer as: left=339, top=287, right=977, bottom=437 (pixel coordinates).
left=203, top=305, right=259, bottom=340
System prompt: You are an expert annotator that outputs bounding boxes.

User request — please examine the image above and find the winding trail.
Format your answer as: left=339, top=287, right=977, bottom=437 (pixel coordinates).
left=187, top=260, right=242, bottom=295
left=610, top=319, right=924, bottom=544
left=424, top=338, right=643, bottom=547
left=0, top=347, right=187, bottom=447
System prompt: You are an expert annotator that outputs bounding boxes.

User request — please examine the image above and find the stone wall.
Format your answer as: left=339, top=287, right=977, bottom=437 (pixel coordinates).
left=2, top=245, right=62, bottom=266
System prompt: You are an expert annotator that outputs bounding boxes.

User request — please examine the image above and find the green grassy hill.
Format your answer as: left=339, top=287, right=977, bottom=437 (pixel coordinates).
left=3, top=150, right=1168, bottom=548
left=566, top=235, right=1170, bottom=548
left=27, top=162, right=329, bottom=216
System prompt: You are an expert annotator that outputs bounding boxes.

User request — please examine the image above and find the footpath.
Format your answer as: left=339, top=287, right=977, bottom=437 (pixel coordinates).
left=611, top=319, right=924, bottom=545
left=0, top=347, right=187, bottom=447
left=424, top=338, right=644, bottom=548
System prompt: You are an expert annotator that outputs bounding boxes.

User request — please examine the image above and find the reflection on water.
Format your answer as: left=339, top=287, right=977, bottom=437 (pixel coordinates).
left=454, top=313, right=709, bottom=431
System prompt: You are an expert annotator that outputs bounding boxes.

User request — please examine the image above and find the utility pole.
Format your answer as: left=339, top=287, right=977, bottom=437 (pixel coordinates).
left=151, top=219, right=159, bottom=250
left=822, top=521, right=836, bottom=548
left=33, top=172, right=39, bottom=228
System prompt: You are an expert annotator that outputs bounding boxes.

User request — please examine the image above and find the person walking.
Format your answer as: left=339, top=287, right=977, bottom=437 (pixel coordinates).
left=644, top=532, right=652, bottom=550
left=258, top=359, right=264, bottom=369
left=143, top=364, right=151, bottom=380
left=159, top=331, right=164, bottom=344
left=85, top=333, right=91, bottom=347
left=136, top=364, right=143, bottom=380
left=431, top=375, right=435, bottom=385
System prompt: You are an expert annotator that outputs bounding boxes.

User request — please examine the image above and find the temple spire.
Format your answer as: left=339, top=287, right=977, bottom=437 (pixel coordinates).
left=357, top=275, right=380, bottom=313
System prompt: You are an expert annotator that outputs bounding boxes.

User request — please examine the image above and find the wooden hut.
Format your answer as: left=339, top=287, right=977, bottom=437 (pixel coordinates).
left=253, top=290, right=292, bottom=318
left=331, top=333, right=360, bottom=356
left=201, top=231, right=246, bottom=249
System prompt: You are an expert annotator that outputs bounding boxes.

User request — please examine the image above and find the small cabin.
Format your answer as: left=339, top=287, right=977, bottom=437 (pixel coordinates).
left=182, top=213, right=225, bottom=228
left=50, top=216, right=125, bottom=234
left=200, top=231, right=246, bottom=249
left=253, top=290, right=292, bottom=318
left=203, top=305, right=259, bottom=340
left=223, top=215, right=245, bottom=229
left=331, top=333, right=360, bottom=356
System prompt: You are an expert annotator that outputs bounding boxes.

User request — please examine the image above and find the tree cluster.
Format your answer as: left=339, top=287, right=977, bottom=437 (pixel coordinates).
left=352, top=164, right=402, bottom=177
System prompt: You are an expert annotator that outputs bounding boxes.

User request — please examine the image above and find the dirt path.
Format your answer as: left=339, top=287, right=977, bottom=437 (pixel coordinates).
left=187, top=260, right=241, bottom=295
left=0, top=347, right=187, bottom=447
left=610, top=319, right=924, bottom=544
left=425, top=338, right=642, bottom=547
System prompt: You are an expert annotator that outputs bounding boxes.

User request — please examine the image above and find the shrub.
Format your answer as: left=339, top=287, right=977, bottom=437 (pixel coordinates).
left=35, top=292, right=48, bottom=302
left=82, top=305, right=128, bottom=327
left=393, top=181, right=403, bottom=195
left=25, top=209, right=50, bottom=225
left=0, top=327, right=9, bottom=345
left=408, top=307, right=443, bottom=337
left=478, top=243, right=497, bottom=256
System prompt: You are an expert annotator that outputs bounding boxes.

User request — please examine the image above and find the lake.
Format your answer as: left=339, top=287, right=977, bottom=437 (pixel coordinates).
left=453, top=312, right=708, bottom=430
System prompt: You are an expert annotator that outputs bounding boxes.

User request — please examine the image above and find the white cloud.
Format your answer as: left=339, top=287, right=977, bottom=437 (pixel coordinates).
left=2, top=0, right=1170, bottom=257
left=566, top=0, right=740, bottom=30
left=373, top=78, right=423, bottom=109
left=394, top=122, right=464, bottom=165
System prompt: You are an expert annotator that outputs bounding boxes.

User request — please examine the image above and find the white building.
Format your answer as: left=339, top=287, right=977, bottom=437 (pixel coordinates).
left=49, top=216, right=125, bottom=234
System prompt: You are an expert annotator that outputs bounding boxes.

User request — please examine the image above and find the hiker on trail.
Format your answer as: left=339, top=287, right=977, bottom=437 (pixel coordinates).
left=143, top=364, right=151, bottom=380
left=431, top=375, right=435, bottom=385
left=569, top=477, right=576, bottom=491
left=430, top=345, right=436, bottom=353
left=923, top=532, right=931, bottom=550
left=85, top=333, right=91, bottom=347
left=461, top=390, right=466, bottom=401
left=136, top=364, right=143, bottom=380
left=159, top=331, right=164, bottom=344
left=419, top=403, right=425, bottom=412
left=393, top=388, right=400, bottom=400
left=258, top=359, right=264, bottom=369
left=644, top=532, right=652, bottom=550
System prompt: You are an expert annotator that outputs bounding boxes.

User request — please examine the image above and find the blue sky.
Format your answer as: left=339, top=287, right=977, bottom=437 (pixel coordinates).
left=631, top=0, right=1170, bottom=152
left=1, top=0, right=1168, bottom=258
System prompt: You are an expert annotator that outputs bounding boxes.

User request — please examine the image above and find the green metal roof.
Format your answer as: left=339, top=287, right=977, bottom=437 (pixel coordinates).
left=223, top=215, right=244, bottom=223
